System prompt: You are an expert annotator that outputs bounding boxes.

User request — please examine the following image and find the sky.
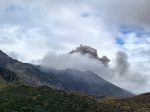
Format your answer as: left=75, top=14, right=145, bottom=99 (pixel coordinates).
left=0, top=0, right=150, bottom=94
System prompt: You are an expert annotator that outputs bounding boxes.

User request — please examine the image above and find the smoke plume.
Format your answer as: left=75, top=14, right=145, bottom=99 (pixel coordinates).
left=69, top=44, right=110, bottom=66
left=115, top=51, right=129, bottom=76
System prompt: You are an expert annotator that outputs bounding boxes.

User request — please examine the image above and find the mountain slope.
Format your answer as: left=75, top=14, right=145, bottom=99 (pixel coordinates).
left=0, top=50, right=133, bottom=96
left=0, top=67, right=19, bottom=82
left=0, top=67, right=19, bottom=89
left=0, top=67, right=31, bottom=89
left=0, top=50, right=55, bottom=87
left=38, top=66, right=134, bottom=96
left=0, top=77, right=8, bottom=89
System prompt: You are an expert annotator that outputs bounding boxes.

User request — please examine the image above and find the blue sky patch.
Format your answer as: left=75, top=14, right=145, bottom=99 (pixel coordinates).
left=119, top=25, right=144, bottom=34
left=116, top=38, right=125, bottom=45
left=119, top=25, right=150, bottom=37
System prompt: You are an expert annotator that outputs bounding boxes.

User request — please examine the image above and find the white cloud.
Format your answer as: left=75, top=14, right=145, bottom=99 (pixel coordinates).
left=0, top=25, right=51, bottom=63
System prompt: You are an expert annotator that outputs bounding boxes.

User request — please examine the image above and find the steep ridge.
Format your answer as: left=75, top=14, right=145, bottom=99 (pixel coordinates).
left=0, top=50, right=55, bottom=87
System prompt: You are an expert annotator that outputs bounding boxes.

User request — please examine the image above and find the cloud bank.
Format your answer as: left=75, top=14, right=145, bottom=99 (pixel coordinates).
left=41, top=50, right=148, bottom=94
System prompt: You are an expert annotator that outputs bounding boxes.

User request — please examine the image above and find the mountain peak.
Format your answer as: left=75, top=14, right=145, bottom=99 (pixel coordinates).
left=0, top=50, right=8, bottom=57
left=0, top=50, right=16, bottom=68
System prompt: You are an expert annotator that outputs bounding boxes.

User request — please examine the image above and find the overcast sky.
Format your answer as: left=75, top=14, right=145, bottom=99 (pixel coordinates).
left=0, top=0, right=150, bottom=94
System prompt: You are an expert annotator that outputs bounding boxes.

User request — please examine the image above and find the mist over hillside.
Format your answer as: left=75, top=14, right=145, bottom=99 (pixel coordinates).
left=41, top=45, right=148, bottom=94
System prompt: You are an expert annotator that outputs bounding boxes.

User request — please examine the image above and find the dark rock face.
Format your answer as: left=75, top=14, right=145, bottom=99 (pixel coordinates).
left=0, top=67, right=18, bottom=82
left=0, top=50, right=134, bottom=96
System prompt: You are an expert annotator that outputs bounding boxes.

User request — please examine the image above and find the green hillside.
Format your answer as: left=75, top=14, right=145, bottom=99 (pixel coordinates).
left=0, top=85, right=109, bottom=112
left=0, top=84, right=149, bottom=112
left=100, top=94, right=150, bottom=112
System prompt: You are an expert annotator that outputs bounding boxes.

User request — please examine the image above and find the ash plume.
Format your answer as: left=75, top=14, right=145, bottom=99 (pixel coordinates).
left=69, top=44, right=110, bottom=65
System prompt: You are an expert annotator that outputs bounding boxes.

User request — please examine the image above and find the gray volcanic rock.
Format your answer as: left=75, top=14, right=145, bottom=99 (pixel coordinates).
left=38, top=66, right=134, bottom=97
left=70, top=44, right=110, bottom=65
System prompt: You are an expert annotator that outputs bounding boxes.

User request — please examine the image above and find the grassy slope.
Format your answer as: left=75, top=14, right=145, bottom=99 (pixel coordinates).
left=0, top=70, right=149, bottom=112
left=100, top=94, right=150, bottom=112
left=0, top=78, right=8, bottom=89
left=0, top=85, right=110, bottom=112
left=0, top=77, right=31, bottom=90
left=0, top=85, right=149, bottom=112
